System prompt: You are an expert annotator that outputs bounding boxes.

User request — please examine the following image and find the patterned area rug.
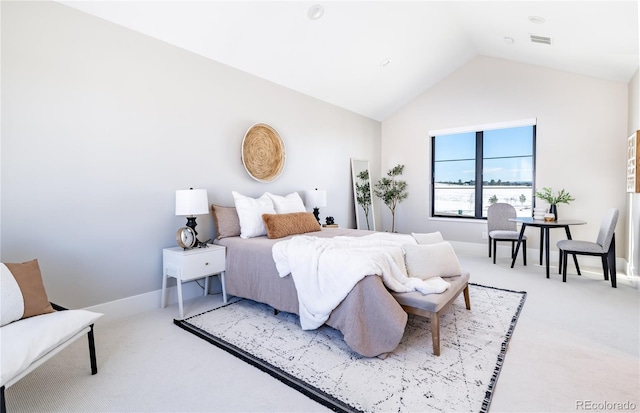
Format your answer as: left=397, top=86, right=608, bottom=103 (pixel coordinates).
left=175, top=283, right=526, bottom=413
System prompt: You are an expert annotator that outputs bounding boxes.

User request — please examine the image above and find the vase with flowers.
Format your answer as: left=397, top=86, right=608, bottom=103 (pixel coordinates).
left=534, top=187, right=574, bottom=221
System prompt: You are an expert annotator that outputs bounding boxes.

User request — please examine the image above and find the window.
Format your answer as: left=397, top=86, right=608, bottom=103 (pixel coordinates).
left=431, top=123, right=535, bottom=219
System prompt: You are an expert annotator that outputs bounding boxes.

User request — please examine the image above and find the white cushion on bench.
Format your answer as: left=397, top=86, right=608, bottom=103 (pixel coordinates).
left=1, top=309, right=102, bottom=387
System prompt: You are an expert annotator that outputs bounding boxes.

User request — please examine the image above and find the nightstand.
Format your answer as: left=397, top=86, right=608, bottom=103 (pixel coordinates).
left=161, top=244, right=227, bottom=319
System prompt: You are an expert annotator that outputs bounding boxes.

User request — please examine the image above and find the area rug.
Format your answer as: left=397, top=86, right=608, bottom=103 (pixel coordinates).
left=174, top=283, right=526, bottom=413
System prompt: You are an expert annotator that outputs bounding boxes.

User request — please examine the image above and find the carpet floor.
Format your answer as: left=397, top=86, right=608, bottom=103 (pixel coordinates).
left=175, top=283, right=526, bottom=413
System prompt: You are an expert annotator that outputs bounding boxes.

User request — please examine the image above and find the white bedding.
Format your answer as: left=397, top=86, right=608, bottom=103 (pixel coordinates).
left=272, top=232, right=450, bottom=330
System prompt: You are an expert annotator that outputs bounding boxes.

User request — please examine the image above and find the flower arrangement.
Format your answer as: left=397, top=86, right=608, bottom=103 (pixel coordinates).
left=535, top=187, right=574, bottom=205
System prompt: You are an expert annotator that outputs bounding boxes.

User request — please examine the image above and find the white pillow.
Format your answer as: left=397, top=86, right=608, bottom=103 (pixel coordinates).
left=1, top=264, right=24, bottom=326
left=403, top=241, right=462, bottom=279
left=232, top=191, right=276, bottom=238
left=265, top=192, right=306, bottom=214
left=411, top=231, right=444, bottom=245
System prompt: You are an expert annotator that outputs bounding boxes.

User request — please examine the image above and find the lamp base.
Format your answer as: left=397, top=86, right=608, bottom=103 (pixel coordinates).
left=185, top=216, right=202, bottom=246
left=312, top=207, right=320, bottom=224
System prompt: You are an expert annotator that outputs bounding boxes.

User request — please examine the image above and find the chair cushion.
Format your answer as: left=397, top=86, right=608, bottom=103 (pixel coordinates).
left=557, top=240, right=604, bottom=254
left=1, top=309, right=102, bottom=387
left=489, top=230, right=527, bottom=241
left=391, top=272, right=470, bottom=313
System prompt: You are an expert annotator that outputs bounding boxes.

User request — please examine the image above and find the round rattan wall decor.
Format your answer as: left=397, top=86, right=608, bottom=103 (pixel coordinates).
left=241, top=123, right=286, bottom=182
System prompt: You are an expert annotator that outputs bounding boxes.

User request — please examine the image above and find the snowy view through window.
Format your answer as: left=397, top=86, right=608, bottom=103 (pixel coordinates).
left=433, top=125, right=534, bottom=218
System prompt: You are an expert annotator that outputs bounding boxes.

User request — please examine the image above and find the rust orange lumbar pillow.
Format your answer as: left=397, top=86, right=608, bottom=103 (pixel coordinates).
left=262, top=212, right=321, bottom=239
left=1, top=259, right=55, bottom=326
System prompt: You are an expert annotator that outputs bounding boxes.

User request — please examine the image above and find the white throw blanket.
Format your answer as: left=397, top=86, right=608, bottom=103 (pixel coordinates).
left=272, top=232, right=451, bottom=330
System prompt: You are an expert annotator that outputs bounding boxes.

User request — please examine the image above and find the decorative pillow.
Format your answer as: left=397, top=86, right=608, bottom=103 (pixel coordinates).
left=232, top=191, right=276, bottom=238
left=262, top=212, right=321, bottom=239
left=1, top=259, right=54, bottom=326
left=265, top=192, right=306, bottom=214
left=411, top=231, right=444, bottom=245
left=403, top=242, right=462, bottom=279
left=211, top=205, right=241, bottom=239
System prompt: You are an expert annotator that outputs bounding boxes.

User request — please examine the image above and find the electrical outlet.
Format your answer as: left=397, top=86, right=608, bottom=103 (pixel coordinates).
left=482, top=232, right=488, bottom=240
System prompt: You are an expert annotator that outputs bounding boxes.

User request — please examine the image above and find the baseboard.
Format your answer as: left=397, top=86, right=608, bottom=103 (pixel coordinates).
left=84, top=278, right=224, bottom=324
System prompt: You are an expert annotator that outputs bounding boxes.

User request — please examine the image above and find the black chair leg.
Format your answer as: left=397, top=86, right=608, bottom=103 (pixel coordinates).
left=493, top=239, right=497, bottom=264
left=573, top=253, right=581, bottom=275
left=609, top=235, right=617, bottom=288
left=601, top=255, right=609, bottom=281
left=88, top=325, right=98, bottom=375
left=489, top=237, right=491, bottom=258
left=558, top=248, right=563, bottom=274
left=562, top=251, right=568, bottom=282
left=1, top=386, right=5, bottom=413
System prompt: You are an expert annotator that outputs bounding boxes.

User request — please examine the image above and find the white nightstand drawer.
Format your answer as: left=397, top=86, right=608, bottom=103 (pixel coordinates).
left=163, top=245, right=226, bottom=281
left=179, top=251, right=224, bottom=279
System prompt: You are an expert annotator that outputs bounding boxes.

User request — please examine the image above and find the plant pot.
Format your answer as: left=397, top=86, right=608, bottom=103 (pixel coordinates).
left=549, top=204, right=557, bottom=221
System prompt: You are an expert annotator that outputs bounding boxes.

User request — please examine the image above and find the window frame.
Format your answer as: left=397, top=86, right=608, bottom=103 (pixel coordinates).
left=430, top=121, right=537, bottom=220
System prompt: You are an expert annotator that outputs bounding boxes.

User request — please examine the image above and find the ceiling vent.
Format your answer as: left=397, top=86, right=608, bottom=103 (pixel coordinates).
left=530, top=34, right=552, bottom=45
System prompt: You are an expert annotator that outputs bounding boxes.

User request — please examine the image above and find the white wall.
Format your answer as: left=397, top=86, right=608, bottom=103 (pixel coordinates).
left=381, top=56, right=629, bottom=260
left=0, top=1, right=381, bottom=307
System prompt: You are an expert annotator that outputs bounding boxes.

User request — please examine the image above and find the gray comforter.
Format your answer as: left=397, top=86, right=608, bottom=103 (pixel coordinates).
left=214, top=228, right=408, bottom=357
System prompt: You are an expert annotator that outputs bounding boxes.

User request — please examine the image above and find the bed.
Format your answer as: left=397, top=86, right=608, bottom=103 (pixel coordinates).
left=214, top=227, right=409, bottom=357
left=211, top=193, right=467, bottom=357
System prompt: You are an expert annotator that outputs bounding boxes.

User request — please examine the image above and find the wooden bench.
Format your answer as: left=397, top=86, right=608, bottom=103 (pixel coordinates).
left=391, top=273, right=471, bottom=355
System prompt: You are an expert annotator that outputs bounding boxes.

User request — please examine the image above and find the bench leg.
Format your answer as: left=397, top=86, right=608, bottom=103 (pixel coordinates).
left=88, top=325, right=98, bottom=375
left=430, top=313, right=440, bottom=356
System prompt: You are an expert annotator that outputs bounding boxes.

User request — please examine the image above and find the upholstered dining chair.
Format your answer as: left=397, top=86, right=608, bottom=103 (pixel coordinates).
left=487, top=203, right=527, bottom=265
left=557, top=208, right=619, bottom=287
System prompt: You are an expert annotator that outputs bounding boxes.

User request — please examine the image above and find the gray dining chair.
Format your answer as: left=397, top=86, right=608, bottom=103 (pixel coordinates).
left=487, top=203, right=527, bottom=265
left=556, top=208, right=619, bottom=287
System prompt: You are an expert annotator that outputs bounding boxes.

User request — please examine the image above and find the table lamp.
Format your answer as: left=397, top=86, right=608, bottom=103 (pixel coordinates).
left=175, top=188, right=209, bottom=245
left=305, top=188, right=327, bottom=223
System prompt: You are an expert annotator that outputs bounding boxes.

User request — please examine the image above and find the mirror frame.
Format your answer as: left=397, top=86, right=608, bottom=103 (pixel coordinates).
left=351, top=158, right=376, bottom=231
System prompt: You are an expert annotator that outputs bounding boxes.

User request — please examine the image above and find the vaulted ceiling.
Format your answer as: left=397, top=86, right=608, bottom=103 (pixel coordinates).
left=60, top=1, right=639, bottom=121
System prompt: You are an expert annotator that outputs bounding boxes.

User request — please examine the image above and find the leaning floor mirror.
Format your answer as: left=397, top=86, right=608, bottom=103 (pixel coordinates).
left=351, top=158, right=376, bottom=231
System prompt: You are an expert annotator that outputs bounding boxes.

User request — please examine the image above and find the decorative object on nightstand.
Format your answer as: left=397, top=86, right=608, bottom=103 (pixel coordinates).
left=175, top=188, right=209, bottom=248
left=322, top=216, right=338, bottom=228
left=305, top=188, right=327, bottom=224
left=161, top=244, right=227, bottom=319
left=176, top=226, right=197, bottom=249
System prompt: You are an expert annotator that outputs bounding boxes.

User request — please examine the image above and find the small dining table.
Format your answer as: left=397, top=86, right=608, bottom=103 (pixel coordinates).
left=509, top=217, right=586, bottom=278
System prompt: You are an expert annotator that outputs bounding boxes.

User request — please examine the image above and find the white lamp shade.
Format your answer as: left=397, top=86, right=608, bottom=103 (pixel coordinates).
left=305, top=189, right=327, bottom=208
left=175, top=189, right=209, bottom=216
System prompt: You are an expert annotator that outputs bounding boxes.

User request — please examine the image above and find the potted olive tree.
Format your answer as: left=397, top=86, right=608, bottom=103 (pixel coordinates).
left=355, top=169, right=373, bottom=230
left=373, top=164, right=408, bottom=232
